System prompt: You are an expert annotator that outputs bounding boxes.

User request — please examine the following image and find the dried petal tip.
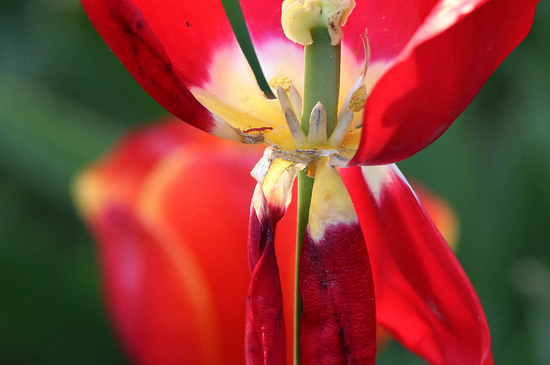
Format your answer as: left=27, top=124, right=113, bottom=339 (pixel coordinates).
left=281, top=0, right=356, bottom=46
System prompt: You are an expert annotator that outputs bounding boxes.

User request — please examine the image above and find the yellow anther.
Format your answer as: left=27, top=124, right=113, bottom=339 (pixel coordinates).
left=269, top=76, right=293, bottom=93
left=281, top=0, right=355, bottom=46
left=348, top=85, right=367, bottom=112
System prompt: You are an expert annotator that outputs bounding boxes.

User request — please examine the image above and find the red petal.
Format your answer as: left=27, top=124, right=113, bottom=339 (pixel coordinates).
left=80, top=0, right=245, bottom=136
left=245, top=157, right=299, bottom=365
left=341, top=165, right=493, bottom=365
left=343, top=0, right=439, bottom=63
left=246, top=195, right=286, bottom=365
left=300, top=161, right=376, bottom=364
left=352, top=0, right=540, bottom=165
left=74, top=121, right=261, bottom=365
left=93, top=205, right=211, bottom=365
left=239, top=0, right=286, bottom=45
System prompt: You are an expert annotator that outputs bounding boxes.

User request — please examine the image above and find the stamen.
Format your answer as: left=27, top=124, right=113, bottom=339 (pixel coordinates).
left=277, top=85, right=295, bottom=113
left=337, top=31, right=371, bottom=120
left=289, top=84, right=303, bottom=120
left=284, top=107, right=307, bottom=147
left=361, top=30, right=371, bottom=77
left=269, top=76, right=293, bottom=93
left=308, top=102, right=328, bottom=144
left=349, top=85, right=367, bottom=112
left=328, top=109, right=353, bottom=146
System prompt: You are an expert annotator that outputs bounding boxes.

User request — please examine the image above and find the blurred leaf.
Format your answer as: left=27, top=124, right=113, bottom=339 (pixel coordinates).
left=0, top=69, right=125, bottom=208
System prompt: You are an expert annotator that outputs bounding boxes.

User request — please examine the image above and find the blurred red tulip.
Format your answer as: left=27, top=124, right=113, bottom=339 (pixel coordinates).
left=75, top=120, right=459, bottom=365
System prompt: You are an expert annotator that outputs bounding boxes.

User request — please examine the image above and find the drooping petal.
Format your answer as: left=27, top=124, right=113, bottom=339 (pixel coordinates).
left=246, top=191, right=286, bottom=365
left=376, top=180, right=460, bottom=351
left=352, top=0, right=540, bottom=165
left=341, top=164, right=493, bottom=365
left=79, top=0, right=220, bottom=137
left=80, top=0, right=284, bottom=141
left=246, top=156, right=298, bottom=365
left=300, top=159, right=376, bottom=365
left=74, top=121, right=261, bottom=365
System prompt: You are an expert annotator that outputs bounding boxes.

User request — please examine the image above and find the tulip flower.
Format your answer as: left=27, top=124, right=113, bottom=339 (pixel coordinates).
left=78, top=0, right=540, bottom=364
left=75, top=119, right=459, bottom=365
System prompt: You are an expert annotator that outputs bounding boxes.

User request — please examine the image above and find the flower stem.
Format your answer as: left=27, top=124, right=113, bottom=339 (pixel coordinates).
left=301, top=27, right=341, bottom=136
left=294, top=170, right=313, bottom=365
left=294, top=27, right=341, bottom=365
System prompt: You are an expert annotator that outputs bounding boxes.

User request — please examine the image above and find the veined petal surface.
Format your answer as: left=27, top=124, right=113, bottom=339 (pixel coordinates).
left=352, top=0, right=540, bottom=165
left=80, top=0, right=275, bottom=140
left=300, top=159, right=376, bottom=365
left=341, top=165, right=493, bottom=365
left=74, top=121, right=261, bottom=365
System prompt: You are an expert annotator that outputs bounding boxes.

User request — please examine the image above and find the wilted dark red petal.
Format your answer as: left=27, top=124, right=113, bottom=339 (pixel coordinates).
left=75, top=121, right=261, bottom=365
left=300, top=161, right=376, bottom=365
left=352, top=0, right=540, bottom=165
left=341, top=164, right=493, bottom=365
left=245, top=157, right=298, bottom=365
left=80, top=0, right=243, bottom=137
left=246, top=195, right=286, bottom=365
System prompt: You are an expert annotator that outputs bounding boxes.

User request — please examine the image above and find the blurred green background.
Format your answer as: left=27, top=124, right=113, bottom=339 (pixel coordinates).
left=0, top=0, right=549, bottom=364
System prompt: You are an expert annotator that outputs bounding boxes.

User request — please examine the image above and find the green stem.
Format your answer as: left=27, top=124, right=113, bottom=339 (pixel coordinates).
left=301, top=27, right=341, bottom=136
left=294, top=170, right=313, bottom=365
left=294, top=28, right=341, bottom=365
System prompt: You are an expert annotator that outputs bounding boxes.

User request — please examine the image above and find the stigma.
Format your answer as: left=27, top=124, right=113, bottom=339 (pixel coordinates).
left=281, top=0, right=356, bottom=46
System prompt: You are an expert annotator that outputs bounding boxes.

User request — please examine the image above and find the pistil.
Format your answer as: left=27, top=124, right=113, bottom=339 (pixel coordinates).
left=293, top=20, right=342, bottom=365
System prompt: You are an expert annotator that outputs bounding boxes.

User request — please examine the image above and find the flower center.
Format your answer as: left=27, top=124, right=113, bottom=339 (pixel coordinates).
left=266, top=33, right=370, bottom=168
left=269, top=77, right=365, bottom=168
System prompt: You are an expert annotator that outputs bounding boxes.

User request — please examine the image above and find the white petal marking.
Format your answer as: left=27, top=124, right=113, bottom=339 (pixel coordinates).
left=360, top=164, right=393, bottom=203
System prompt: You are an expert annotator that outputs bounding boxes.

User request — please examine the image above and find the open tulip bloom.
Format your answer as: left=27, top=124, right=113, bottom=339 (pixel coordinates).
left=76, top=0, right=541, bottom=364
